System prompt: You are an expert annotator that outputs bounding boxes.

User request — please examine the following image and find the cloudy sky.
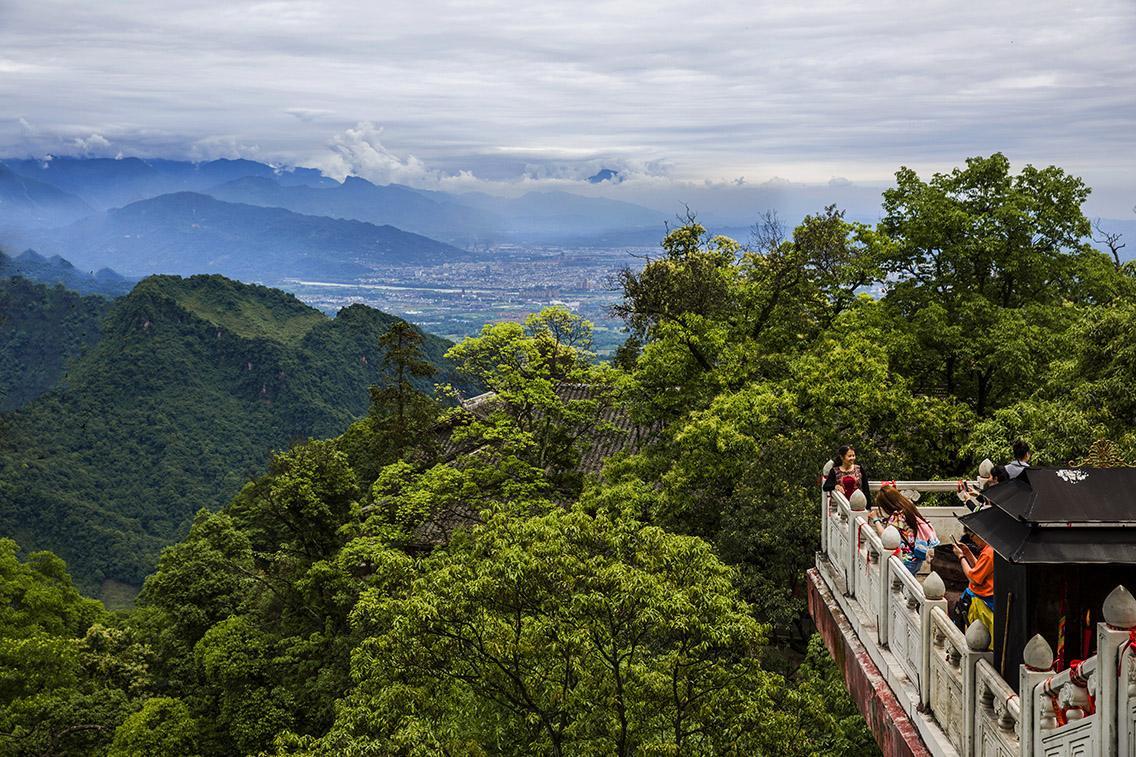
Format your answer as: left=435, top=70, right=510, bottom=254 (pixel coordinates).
left=1, top=0, right=1133, bottom=216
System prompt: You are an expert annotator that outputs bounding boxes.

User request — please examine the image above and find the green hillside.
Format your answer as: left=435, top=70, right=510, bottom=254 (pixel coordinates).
left=0, top=276, right=110, bottom=412
left=0, top=274, right=467, bottom=596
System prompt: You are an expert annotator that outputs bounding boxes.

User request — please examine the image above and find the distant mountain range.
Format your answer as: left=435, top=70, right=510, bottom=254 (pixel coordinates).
left=0, top=164, right=93, bottom=228
left=1, top=248, right=133, bottom=296
left=204, top=175, right=499, bottom=244
left=27, top=191, right=472, bottom=280
left=2, top=156, right=1130, bottom=281
left=0, top=273, right=471, bottom=595
left=0, top=156, right=672, bottom=248
left=1, top=156, right=333, bottom=211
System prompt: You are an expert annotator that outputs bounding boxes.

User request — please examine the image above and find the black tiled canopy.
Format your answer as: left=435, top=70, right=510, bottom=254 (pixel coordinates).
left=959, top=468, right=1136, bottom=564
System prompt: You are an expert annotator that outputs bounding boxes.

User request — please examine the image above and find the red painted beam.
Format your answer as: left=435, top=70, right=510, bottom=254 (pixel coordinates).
left=807, top=568, right=932, bottom=757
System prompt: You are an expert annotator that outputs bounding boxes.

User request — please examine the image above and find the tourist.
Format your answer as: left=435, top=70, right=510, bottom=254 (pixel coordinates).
left=871, top=485, right=939, bottom=574
left=1005, top=439, right=1031, bottom=479
left=822, top=445, right=870, bottom=502
left=958, top=464, right=1010, bottom=511
left=953, top=529, right=995, bottom=645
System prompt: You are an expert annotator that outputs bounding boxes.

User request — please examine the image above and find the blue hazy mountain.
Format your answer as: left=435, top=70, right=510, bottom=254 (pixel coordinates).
left=0, top=165, right=93, bottom=227
left=440, top=189, right=667, bottom=240
left=31, top=192, right=472, bottom=281
left=0, top=248, right=134, bottom=296
left=587, top=168, right=622, bottom=184
left=204, top=175, right=500, bottom=244
left=0, top=156, right=332, bottom=211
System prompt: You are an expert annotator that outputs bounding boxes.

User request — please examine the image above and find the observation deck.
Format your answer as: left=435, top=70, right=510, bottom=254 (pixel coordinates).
left=809, top=474, right=1136, bottom=757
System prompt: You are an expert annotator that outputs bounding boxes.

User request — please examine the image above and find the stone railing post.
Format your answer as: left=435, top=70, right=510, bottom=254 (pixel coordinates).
left=1021, top=633, right=1055, bottom=756
left=819, top=459, right=833, bottom=554
left=846, top=488, right=866, bottom=599
left=878, top=525, right=900, bottom=647
left=963, top=619, right=994, bottom=756
left=1099, top=585, right=1136, bottom=756
left=921, top=571, right=948, bottom=706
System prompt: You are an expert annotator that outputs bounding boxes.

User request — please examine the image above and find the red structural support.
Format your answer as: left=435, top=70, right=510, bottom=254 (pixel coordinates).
left=806, top=568, right=931, bottom=757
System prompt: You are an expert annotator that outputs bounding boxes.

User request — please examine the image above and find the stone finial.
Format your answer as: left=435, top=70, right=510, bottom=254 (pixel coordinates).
left=966, top=619, right=992, bottom=651
left=822, top=459, right=834, bottom=477
left=1023, top=634, right=1055, bottom=671
left=849, top=489, right=867, bottom=511
left=881, top=526, right=901, bottom=551
left=1103, top=585, right=1136, bottom=629
left=923, top=571, right=946, bottom=600
left=978, top=458, right=994, bottom=477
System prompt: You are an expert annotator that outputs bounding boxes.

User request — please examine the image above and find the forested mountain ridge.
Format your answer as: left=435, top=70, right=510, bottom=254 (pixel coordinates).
left=0, top=248, right=133, bottom=296
left=0, top=276, right=111, bottom=411
left=0, top=274, right=470, bottom=595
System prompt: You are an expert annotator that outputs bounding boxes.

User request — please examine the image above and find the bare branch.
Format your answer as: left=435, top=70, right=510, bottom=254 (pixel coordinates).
left=1093, top=218, right=1127, bottom=268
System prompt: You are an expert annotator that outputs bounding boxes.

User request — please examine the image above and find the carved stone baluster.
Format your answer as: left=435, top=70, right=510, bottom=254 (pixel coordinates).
left=1021, top=633, right=1056, bottom=756
left=963, top=620, right=993, bottom=757
left=1098, top=584, right=1136, bottom=756
left=878, top=526, right=899, bottom=648
left=847, top=489, right=866, bottom=599
left=819, top=459, right=833, bottom=554
left=921, top=572, right=948, bottom=707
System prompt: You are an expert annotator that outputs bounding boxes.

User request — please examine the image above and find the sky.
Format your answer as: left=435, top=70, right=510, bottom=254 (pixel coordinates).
left=1, top=0, right=1134, bottom=217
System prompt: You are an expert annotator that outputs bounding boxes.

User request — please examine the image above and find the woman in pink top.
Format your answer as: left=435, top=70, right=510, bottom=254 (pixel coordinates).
left=822, top=445, right=870, bottom=502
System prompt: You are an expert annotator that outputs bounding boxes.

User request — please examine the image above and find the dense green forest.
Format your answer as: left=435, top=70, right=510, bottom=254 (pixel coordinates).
left=2, top=154, right=1134, bottom=755
left=0, top=274, right=470, bottom=596
left=0, top=277, right=110, bottom=412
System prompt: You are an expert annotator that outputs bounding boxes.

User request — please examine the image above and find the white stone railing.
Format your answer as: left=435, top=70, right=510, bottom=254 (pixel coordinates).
left=1035, top=656, right=1098, bottom=754
left=888, top=552, right=936, bottom=700
left=814, top=463, right=1136, bottom=757
left=1119, top=639, right=1136, bottom=756
left=974, top=658, right=1021, bottom=756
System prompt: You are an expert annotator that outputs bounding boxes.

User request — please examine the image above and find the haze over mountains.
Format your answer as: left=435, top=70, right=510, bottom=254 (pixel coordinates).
left=0, top=157, right=674, bottom=275
left=3, top=156, right=1131, bottom=288
left=35, top=191, right=471, bottom=281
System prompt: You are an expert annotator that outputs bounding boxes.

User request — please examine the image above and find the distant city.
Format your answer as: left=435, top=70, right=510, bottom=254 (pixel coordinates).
left=279, top=244, right=652, bottom=356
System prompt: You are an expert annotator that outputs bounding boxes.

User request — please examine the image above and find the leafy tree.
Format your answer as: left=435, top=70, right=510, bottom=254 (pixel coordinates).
left=444, top=307, right=618, bottom=493
left=109, top=697, right=201, bottom=757
left=615, top=211, right=885, bottom=422
left=308, top=504, right=812, bottom=756
left=879, top=153, right=1122, bottom=415
left=0, top=541, right=137, bottom=756
left=372, top=319, right=438, bottom=430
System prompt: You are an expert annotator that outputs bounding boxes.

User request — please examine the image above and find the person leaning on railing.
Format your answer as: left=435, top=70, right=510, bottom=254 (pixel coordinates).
left=869, top=484, right=940, bottom=574
left=821, top=444, right=870, bottom=502
left=957, top=464, right=1009, bottom=511
left=953, top=529, right=995, bottom=647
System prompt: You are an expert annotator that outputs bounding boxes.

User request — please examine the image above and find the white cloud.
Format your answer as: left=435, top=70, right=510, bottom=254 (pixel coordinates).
left=0, top=0, right=1131, bottom=214
left=72, top=133, right=110, bottom=154
left=316, top=122, right=441, bottom=186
